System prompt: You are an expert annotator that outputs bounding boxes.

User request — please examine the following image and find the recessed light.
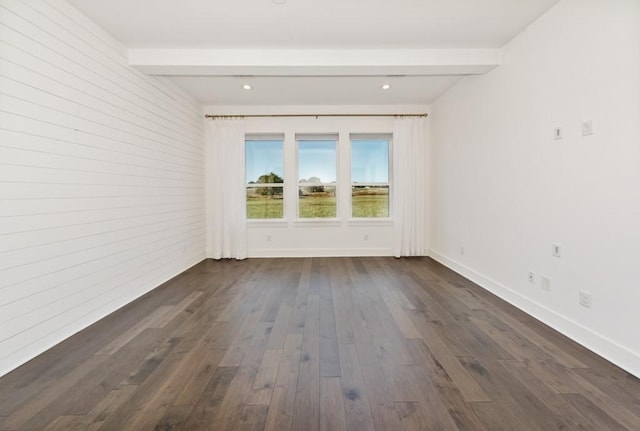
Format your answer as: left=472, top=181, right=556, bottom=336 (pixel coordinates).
left=272, top=0, right=286, bottom=4
left=381, top=84, right=391, bottom=90
left=242, top=84, right=252, bottom=90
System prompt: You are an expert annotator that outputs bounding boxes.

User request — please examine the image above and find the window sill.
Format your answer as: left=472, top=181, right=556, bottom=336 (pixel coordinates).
left=347, top=218, right=394, bottom=227
left=293, top=219, right=342, bottom=228
left=247, top=220, right=289, bottom=228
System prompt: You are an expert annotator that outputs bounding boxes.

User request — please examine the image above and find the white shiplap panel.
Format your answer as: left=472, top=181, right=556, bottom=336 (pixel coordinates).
left=0, top=246, right=203, bottom=372
left=0, top=212, right=202, bottom=269
left=0, top=0, right=205, bottom=377
left=1, top=0, right=201, bottom=123
left=0, top=226, right=205, bottom=337
left=0, top=55, right=202, bottom=144
left=0, top=113, right=203, bottom=169
left=0, top=210, right=204, bottom=291
left=1, top=77, right=201, bottom=159
left=0, top=143, right=204, bottom=182
left=0, top=36, right=200, bottom=134
left=0, top=194, right=201, bottom=216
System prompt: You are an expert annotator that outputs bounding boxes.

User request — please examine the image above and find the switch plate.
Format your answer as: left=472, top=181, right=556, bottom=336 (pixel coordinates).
left=554, top=127, right=563, bottom=140
left=541, top=276, right=551, bottom=291
left=582, top=120, right=593, bottom=136
left=552, top=243, right=562, bottom=257
left=579, top=291, right=592, bottom=308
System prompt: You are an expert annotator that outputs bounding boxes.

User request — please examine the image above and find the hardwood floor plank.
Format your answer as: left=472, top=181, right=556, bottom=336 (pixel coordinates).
left=562, top=393, right=629, bottom=431
left=498, top=359, right=606, bottom=431
left=293, top=293, right=321, bottom=431
left=319, top=265, right=341, bottom=377
left=264, top=334, right=303, bottom=431
left=245, top=349, right=283, bottom=405
left=394, top=401, right=431, bottom=431
left=41, top=415, right=81, bottom=431
left=319, top=377, right=347, bottom=431
left=407, top=312, right=491, bottom=402
left=2, top=355, right=108, bottom=430
left=95, top=307, right=174, bottom=355
left=337, top=343, right=376, bottom=431
left=228, top=404, right=269, bottom=431
left=1, top=257, right=638, bottom=431
left=71, top=385, right=138, bottom=431
left=181, top=366, right=238, bottom=431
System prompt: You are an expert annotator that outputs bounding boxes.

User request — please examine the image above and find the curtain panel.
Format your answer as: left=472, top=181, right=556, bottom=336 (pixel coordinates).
left=392, top=116, right=427, bottom=257
left=206, top=118, right=247, bottom=260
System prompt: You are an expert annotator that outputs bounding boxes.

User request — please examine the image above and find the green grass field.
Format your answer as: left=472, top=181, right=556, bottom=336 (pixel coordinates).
left=246, top=194, right=388, bottom=219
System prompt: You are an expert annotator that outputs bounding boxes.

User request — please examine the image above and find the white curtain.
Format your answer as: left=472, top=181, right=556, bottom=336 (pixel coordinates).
left=206, top=118, right=247, bottom=260
left=392, top=116, right=427, bottom=257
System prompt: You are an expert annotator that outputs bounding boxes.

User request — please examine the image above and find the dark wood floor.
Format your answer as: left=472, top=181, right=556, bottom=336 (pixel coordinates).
left=0, top=258, right=638, bottom=431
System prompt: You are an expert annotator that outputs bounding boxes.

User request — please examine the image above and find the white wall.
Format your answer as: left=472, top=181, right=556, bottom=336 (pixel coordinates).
left=204, top=105, right=430, bottom=257
left=0, top=0, right=205, bottom=377
left=430, top=0, right=640, bottom=376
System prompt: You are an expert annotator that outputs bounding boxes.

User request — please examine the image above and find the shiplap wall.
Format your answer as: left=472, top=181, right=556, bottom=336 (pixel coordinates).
left=0, top=0, right=205, bottom=376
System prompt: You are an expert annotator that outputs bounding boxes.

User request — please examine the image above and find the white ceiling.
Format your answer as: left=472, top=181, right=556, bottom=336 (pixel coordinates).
left=67, top=0, right=561, bottom=106
left=169, top=75, right=464, bottom=105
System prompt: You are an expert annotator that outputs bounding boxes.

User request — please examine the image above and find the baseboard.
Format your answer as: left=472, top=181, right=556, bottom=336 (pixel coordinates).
left=249, top=248, right=394, bottom=258
left=429, top=250, right=640, bottom=379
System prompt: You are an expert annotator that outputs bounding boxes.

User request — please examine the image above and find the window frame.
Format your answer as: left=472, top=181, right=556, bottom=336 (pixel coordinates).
left=295, top=134, right=340, bottom=220
left=245, top=134, right=285, bottom=221
left=349, top=134, right=392, bottom=221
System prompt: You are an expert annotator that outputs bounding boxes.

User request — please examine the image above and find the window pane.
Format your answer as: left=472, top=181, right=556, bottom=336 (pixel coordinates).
left=352, top=186, right=389, bottom=218
left=246, top=140, right=284, bottom=184
left=351, top=139, right=389, bottom=183
left=298, top=186, right=336, bottom=218
left=247, top=186, right=283, bottom=219
left=298, top=140, right=336, bottom=183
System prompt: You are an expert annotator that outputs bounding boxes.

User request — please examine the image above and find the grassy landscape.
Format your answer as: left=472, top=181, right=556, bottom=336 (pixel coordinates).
left=246, top=194, right=388, bottom=219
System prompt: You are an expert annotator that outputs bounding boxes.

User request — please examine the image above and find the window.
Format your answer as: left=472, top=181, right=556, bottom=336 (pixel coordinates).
left=351, top=135, right=390, bottom=218
left=297, top=135, right=338, bottom=218
left=246, top=135, right=284, bottom=219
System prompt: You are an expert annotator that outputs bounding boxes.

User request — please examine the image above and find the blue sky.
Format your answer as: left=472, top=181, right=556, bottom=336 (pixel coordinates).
left=351, top=139, right=389, bottom=183
left=246, top=140, right=283, bottom=183
left=246, top=139, right=389, bottom=184
left=298, top=140, right=336, bottom=183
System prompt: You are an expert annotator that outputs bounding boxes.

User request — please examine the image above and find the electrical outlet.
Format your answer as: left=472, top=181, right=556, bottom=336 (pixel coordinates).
left=541, top=276, right=551, bottom=291
left=552, top=243, right=562, bottom=257
left=460, top=246, right=465, bottom=255
left=528, top=272, right=536, bottom=284
left=582, top=120, right=593, bottom=136
left=266, top=235, right=272, bottom=242
left=363, top=234, right=369, bottom=241
left=579, top=290, right=592, bottom=308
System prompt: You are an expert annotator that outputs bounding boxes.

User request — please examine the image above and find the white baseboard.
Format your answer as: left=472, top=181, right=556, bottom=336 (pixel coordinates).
left=429, top=250, right=640, bottom=379
left=249, top=248, right=394, bottom=258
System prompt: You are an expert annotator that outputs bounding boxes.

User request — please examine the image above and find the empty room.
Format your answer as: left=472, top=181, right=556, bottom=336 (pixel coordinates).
left=1, top=0, right=639, bottom=430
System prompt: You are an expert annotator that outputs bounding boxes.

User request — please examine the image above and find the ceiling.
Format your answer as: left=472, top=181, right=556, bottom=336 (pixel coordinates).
left=67, top=0, right=561, bottom=106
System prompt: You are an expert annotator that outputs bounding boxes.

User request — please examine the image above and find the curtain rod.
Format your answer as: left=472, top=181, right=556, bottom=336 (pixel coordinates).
left=205, top=113, right=428, bottom=119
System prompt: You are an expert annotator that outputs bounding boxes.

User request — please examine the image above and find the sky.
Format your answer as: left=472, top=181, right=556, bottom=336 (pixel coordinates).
left=246, top=140, right=283, bottom=183
left=298, top=140, right=336, bottom=183
left=245, top=139, right=389, bottom=184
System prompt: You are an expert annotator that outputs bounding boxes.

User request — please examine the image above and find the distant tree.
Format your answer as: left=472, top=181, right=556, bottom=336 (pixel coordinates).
left=258, top=172, right=283, bottom=184
left=257, top=172, right=283, bottom=197
left=299, top=176, right=324, bottom=193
